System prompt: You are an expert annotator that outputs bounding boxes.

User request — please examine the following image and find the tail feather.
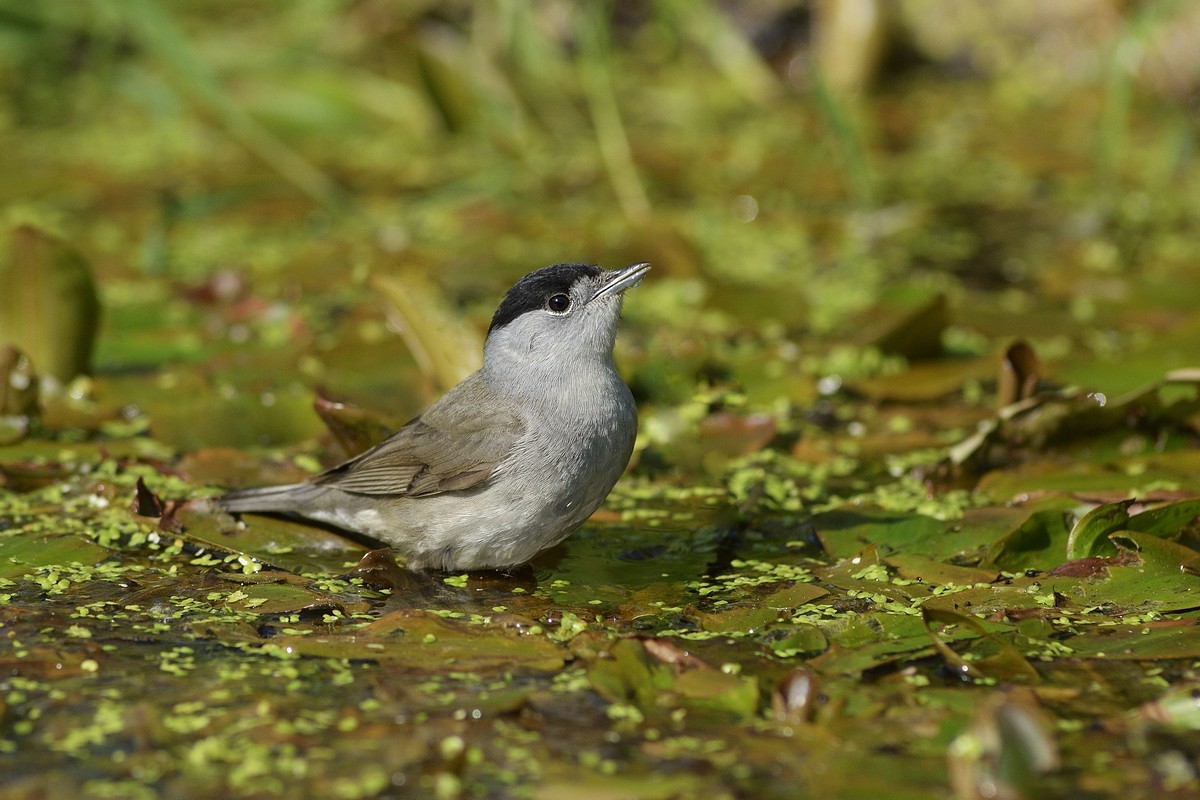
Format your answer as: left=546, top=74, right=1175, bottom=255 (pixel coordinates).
left=218, top=483, right=322, bottom=515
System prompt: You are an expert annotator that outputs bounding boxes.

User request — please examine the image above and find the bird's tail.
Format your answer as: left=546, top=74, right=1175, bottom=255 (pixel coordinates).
left=218, top=483, right=323, bottom=515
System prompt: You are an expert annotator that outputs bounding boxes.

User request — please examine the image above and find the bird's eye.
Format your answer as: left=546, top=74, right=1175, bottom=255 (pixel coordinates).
left=546, top=293, right=571, bottom=314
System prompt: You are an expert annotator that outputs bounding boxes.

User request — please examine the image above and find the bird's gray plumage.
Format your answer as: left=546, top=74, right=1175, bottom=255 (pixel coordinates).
left=218, top=262, right=648, bottom=571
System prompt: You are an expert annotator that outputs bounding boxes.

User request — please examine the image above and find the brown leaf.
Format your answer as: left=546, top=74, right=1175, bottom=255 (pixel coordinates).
left=313, top=390, right=396, bottom=458
left=350, top=548, right=438, bottom=594
left=638, top=636, right=712, bottom=671
left=1045, top=552, right=1140, bottom=578
left=131, top=477, right=165, bottom=518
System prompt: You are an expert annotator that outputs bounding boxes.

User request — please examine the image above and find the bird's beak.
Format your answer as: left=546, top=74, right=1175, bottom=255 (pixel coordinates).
left=591, top=262, right=651, bottom=303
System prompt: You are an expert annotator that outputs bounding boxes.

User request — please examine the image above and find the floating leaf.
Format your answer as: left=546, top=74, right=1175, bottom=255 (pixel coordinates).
left=0, top=534, right=112, bottom=581
left=694, top=604, right=779, bottom=634
left=175, top=502, right=370, bottom=575
left=1060, top=623, right=1200, bottom=661
left=1126, top=498, right=1200, bottom=541
left=923, top=607, right=1039, bottom=684
left=760, top=582, right=830, bottom=609
left=588, top=637, right=759, bottom=723
left=986, top=508, right=1074, bottom=572
left=219, top=580, right=367, bottom=616
left=885, top=553, right=1000, bottom=586
left=1065, top=500, right=1133, bottom=560
left=263, top=609, right=565, bottom=671
left=816, top=505, right=1048, bottom=563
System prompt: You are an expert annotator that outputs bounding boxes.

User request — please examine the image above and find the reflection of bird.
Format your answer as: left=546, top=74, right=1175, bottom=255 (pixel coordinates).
left=219, top=262, right=649, bottom=571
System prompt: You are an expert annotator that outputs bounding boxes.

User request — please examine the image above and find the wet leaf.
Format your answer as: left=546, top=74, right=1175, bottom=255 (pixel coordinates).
left=769, top=625, right=828, bottom=658
left=1065, top=499, right=1134, bottom=560
left=694, top=604, right=779, bottom=634
left=270, top=609, right=566, bottom=670
left=976, top=450, right=1200, bottom=502
left=885, top=553, right=1000, bottom=586
left=220, top=580, right=365, bottom=616
left=174, top=502, right=370, bottom=575
left=923, top=607, right=1040, bottom=684
left=588, top=638, right=759, bottom=723
left=1060, top=623, right=1200, bottom=661
left=0, top=533, right=113, bottom=580
left=1081, top=533, right=1200, bottom=613
left=759, top=582, right=830, bottom=609
left=986, top=508, right=1074, bottom=572
left=1126, top=497, right=1200, bottom=541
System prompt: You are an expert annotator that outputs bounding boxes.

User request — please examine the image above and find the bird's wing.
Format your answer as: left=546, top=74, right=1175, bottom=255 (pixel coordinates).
left=312, top=378, right=524, bottom=498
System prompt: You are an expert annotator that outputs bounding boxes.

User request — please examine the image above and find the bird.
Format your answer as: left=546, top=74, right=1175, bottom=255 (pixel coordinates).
left=217, top=261, right=649, bottom=571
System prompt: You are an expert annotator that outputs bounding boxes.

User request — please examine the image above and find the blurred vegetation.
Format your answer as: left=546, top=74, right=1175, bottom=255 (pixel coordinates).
left=3, top=1, right=1200, bottom=798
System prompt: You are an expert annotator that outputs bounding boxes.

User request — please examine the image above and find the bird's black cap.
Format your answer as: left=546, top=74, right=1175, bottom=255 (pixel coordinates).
left=488, top=263, right=601, bottom=335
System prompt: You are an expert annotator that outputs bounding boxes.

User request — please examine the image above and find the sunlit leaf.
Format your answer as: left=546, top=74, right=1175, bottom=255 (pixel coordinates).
left=0, top=225, right=100, bottom=385
left=0, top=534, right=112, bottom=580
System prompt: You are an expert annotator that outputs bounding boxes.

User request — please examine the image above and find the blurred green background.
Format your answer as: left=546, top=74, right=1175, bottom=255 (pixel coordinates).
left=4, top=0, right=1199, bottom=460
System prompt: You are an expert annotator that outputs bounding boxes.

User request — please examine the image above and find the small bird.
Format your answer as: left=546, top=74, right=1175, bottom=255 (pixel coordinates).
left=218, top=262, right=649, bottom=571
